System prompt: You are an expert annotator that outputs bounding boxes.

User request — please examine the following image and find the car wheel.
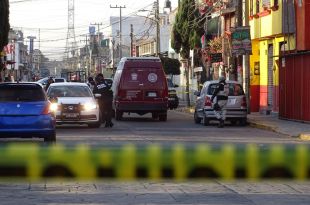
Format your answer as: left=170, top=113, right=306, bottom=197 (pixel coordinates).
left=115, top=109, right=123, bottom=121
left=159, top=112, right=167, bottom=121
left=203, top=115, right=209, bottom=126
left=194, top=111, right=201, bottom=124
left=44, top=131, right=56, bottom=143
left=240, top=118, right=247, bottom=126
left=88, top=121, right=101, bottom=128
left=152, top=113, right=159, bottom=119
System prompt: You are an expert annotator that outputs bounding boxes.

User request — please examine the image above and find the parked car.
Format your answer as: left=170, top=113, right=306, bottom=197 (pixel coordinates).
left=46, top=82, right=101, bottom=128
left=194, top=80, right=247, bottom=126
left=0, top=83, right=56, bottom=142
left=112, top=57, right=169, bottom=121
left=167, top=78, right=179, bottom=109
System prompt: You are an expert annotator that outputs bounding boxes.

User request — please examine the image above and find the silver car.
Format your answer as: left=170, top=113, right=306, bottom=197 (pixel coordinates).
left=194, top=80, right=247, bottom=126
left=47, top=83, right=101, bottom=128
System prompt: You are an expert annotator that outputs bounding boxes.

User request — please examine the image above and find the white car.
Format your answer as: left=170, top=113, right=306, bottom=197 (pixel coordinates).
left=47, top=82, right=101, bottom=128
left=194, top=80, right=247, bottom=126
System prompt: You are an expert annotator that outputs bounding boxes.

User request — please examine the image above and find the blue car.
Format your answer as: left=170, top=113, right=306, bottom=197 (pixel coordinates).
left=0, top=83, right=56, bottom=142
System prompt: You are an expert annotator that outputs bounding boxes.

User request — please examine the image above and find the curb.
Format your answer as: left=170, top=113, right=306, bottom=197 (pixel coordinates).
left=248, top=121, right=279, bottom=133
left=299, top=133, right=310, bottom=141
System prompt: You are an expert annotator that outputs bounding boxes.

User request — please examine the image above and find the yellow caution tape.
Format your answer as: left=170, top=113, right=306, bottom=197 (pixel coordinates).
left=0, top=143, right=309, bottom=181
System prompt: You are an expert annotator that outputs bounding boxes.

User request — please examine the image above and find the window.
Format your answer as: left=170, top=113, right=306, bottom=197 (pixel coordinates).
left=0, top=86, right=46, bottom=102
left=250, top=0, right=254, bottom=16
left=208, top=83, right=244, bottom=96
left=48, top=86, right=92, bottom=98
left=256, top=0, right=260, bottom=13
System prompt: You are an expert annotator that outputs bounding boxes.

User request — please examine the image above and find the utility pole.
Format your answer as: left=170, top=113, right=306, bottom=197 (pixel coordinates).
left=111, top=38, right=115, bottom=73
left=130, top=24, right=134, bottom=57
left=243, top=0, right=251, bottom=114
left=80, top=35, right=89, bottom=77
left=110, top=5, right=126, bottom=60
left=90, top=22, right=103, bottom=73
left=155, top=0, right=160, bottom=56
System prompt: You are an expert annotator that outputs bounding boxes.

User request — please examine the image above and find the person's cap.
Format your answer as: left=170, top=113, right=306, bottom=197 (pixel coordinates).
left=96, top=73, right=104, bottom=78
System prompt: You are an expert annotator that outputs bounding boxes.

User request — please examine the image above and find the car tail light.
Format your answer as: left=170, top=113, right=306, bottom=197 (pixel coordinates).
left=205, top=96, right=212, bottom=107
left=42, top=103, right=52, bottom=115
left=241, top=96, right=247, bottom=108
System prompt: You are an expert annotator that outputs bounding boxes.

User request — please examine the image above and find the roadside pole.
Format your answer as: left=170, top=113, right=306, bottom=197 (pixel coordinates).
left=243, top=0, right=251, bottom=114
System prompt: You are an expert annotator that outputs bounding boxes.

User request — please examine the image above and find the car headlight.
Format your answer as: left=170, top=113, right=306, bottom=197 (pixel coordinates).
left=83, top=102, right=97, bottom=111
left=50, top=103, right=59, bottom=112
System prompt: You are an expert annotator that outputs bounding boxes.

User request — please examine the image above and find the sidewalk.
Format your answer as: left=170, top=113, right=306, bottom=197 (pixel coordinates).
left=175, top=105, right=310, bottom=140
left=247, top=112, right=310, bottom=140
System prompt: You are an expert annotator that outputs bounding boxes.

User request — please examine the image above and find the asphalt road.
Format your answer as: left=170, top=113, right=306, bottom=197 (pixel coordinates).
left=1, top=110, right=309, bottom=205
left=55, top=110, right=305, bottom=146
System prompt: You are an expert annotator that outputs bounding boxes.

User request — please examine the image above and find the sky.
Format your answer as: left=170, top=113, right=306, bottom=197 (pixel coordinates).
left=9, top=0, right=179, bottom=60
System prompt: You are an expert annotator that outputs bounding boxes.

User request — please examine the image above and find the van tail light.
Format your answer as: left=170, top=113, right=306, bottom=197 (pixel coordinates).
left=205, top=96, right=212, bottom=107
left=241, top=96, right=247, bottom=108
left=42, top=103, right=52, bottom=115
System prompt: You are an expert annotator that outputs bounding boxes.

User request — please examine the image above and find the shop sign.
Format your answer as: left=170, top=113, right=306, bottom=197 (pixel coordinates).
left=231, top=26, right=252, bottom=55
left=210, top=53, right=222, bottom=63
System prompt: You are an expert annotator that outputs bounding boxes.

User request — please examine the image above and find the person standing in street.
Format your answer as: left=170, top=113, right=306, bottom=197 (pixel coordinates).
left=211, top=76, right=229, bottom=128
left=93, top=73, right=114, bottom=128
left=45, top=77, right=54, bottom=91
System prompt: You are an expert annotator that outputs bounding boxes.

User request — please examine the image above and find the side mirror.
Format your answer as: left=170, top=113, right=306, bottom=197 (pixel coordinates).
left=174, top=84, right=179, bottom=88
left=194, top=90, right=200, bottom=97
left=94, top=93, right=102, bottom=98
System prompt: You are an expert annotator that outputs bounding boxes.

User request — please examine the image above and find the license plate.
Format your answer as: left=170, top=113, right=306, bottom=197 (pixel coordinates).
left=64, top=113, right=79, bottom=118
left=148, top=92, right=157, bottom=97
left=228, top=99, right=236, bottom=105
left=168, top=98, right=175, bottom=100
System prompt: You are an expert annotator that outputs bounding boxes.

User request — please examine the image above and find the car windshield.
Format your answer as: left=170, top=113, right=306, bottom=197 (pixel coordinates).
left=0, top=85, right=46, bottom=102
left=208, top=83, right=244, bottom=96
left=48, top=86, right=92, bottom=98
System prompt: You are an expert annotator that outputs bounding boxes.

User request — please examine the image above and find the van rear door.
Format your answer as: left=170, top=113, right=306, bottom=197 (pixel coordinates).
left=120, top=66, right=167, bottom=102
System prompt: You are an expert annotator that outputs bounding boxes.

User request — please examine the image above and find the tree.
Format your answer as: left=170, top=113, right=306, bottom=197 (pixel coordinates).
left=160, top=57, right=181, bottom=75
left=0, top=0, right=10, bottom=51
left=171, top=0, right=205, bottom=107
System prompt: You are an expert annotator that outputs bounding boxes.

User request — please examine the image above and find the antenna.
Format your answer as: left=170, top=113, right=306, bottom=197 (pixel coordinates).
left=64, top=0, right=78, bottom=71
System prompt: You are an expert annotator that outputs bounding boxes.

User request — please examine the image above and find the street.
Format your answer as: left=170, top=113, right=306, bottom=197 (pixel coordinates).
left=54, top=110, right=305, bottom=146
left=1, top=110, right=309, bottom=205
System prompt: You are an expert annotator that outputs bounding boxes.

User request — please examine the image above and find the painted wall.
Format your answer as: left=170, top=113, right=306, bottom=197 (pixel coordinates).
left=249, top=0, right=296, bottom=113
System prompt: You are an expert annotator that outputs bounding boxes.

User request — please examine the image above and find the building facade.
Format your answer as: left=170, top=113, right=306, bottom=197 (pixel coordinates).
left=249, top=0, right=295, bottom=113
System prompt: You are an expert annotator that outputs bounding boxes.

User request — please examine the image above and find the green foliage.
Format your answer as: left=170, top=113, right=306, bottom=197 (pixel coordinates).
left=0, top=0, right=10, bottom=51
left=160, top=57, right=181, bottom=75
left=171, top=0, right=205, bottom=59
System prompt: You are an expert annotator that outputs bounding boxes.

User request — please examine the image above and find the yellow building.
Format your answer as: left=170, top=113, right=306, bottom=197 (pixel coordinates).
left=249, top=0, right=295, bottom=113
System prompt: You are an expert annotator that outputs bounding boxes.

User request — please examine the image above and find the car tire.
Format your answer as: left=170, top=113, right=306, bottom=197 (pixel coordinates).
left=44, top=131, right=56, bottom=143
left=159, top=112, right=167, bottom=121
left=88, top=121, right=101, bottom=128
left=203, top=115, right=209, bottom=126
left=115, top=109, right=123, bottom=121
left=194, top=111, right=201, bottom=124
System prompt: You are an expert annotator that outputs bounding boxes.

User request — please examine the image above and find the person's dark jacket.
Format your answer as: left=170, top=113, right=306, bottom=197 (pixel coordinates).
left=211, top=81, right=228, bottom=102
left=93, top=79, right=113, bottom=100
